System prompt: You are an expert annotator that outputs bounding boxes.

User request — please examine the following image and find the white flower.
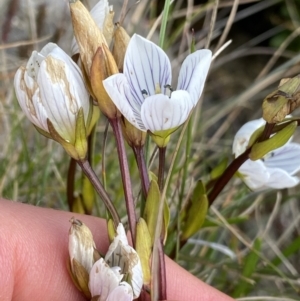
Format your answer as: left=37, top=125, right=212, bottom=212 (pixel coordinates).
left=103, top=34, right=212, bottom=133
left=71, top=0, right=113, bottom=55
left=14, top=42, right=90, bottom=144
left=233, top=118, right=300, bottom=190
left=105, top=224, right=143, bottom=299
left=88, top=223, right=142, bottom=301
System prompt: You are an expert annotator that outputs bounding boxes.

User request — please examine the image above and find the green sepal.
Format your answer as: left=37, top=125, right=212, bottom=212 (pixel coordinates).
left=81, top=174, right=95, bottom=214
left=107, top=219, right=116, bottom=242
left=34, top=125, right=53, bottom=139
left=150, top=132, right=171, bottom=148
left=248, top=125, right=265, bottom=148
left=71, top=195, right=85, bottom=214
left=87, top=101, right=100, bottom=135
left=74, top=107, right=88, bottom=160
left=262, top=75, right=300, bottom=123
left=181, top=181, right=208, bottom=241
left=47, top=119, right=79, bottom=160
left=143, top=180, right=160, bottom=245
left=136, top=218, right=152, bottom=285
left=210, top=157, right=228, bottom=180
left=143, top=180, right=169, bottom=245
left=150, top=126, right=180, bottom=148
left=249, top=121, right=297, bottom=160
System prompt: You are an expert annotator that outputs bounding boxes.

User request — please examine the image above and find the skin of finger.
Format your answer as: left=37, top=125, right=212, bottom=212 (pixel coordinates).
left=0, top=199, right=234, bottom=301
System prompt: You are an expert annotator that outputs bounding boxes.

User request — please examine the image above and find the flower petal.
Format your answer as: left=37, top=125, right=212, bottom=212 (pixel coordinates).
left=266, top=167, right=300, bottom=189
left=14, top=67, right=49, bottom=132
left=89, top=258, right=122, bottom=301
left=107, top=282, right=133, bottom=301
left=37, top=46, right=90, bottom=142
left=264, top=142, right=300, bottom=175
left=233, top=118, right=266, bottom=156
left=105, top=224, right=143, bottom=298
left=124, top=34, right=172, bottom=106
left=177, top=49, right=212, bottom=106
left=140, top=90, right=193, bottom=132
left=103, top=74, right=146, bottom=130
left=239, top=159, right=270, bottom=190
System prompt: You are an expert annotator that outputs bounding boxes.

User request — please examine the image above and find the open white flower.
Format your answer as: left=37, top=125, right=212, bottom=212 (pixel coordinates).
left=88, top=223, right=142, bottom=301
left=233, top=118, right=300, bottom=190
left=103, top=34, right=212, bottom=134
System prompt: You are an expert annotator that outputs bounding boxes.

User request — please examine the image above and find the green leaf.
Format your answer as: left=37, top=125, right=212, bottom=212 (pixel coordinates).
left=136, top=218, right=152, bottom=285
left=233, top=238, right=261, bottom=297
left=271, top=236, right=300, bottom=266
left=143, top=180, right=160, bottom=245
left=250, top=121, right=297, bottom=160
left=210, top=157, right=228, bottom=180
left=181, top=181, right=208, bottom=241
left=143, top=179, right=170, bottom=245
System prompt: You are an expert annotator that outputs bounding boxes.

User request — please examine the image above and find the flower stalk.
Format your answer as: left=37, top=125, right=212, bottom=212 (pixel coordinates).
left=158, top=147, right=167, bottom=192
left=109, top=117, right=137, bottom=243
left=132, top=146, right=150, bottom=204
left=77, top=159, right=120, bottom=226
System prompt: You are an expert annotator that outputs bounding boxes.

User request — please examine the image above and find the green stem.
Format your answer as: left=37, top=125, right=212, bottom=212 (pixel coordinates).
left=102, top=121, right=110, bottom=190
left=158, top=147, right=166, bottom=192
left=77, top=159, right=120, bottom=226
left=110, top=117, right=137, bottom=243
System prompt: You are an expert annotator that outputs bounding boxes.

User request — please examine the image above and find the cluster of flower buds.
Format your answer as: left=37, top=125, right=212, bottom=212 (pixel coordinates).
left=69, top=219, right=143, bottom=301
left=69, top=0, right=212, bottom=148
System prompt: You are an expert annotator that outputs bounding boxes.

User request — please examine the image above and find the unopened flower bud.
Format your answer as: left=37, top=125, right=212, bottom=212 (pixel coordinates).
left=68, top=217, right=99, bottom=298
left=71, top=0, right=114, bottom=56
left=112, top=24, right=130, bottom=72
left=69, top=0, right=107, bottom=77
left=90, top=44, right=120, bottom=119
left=103, top=4, right=115, bottom=47
left=14, top=43, right=92, bottom=161
left=121, top=117, right=147, bottom=148
left=262, top=75, right=300, bottom=123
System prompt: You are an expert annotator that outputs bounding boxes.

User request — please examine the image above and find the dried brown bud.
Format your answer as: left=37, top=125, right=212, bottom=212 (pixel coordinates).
left=90, top=44, right=120, bottom=119
left=121, top=116, right=147, bottom=148
left=69, top=0, right=107, bottom=77
left=262, top=75, right=300, bottom=123
left=112, top=24, right=130, bottom=72
left=103, top=5, right=115, bottom=47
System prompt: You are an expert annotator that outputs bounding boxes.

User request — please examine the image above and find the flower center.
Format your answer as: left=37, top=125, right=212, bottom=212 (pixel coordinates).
left=164, top=84, right=173, bottom=98
left=140, top=83, right=173, bottom=99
